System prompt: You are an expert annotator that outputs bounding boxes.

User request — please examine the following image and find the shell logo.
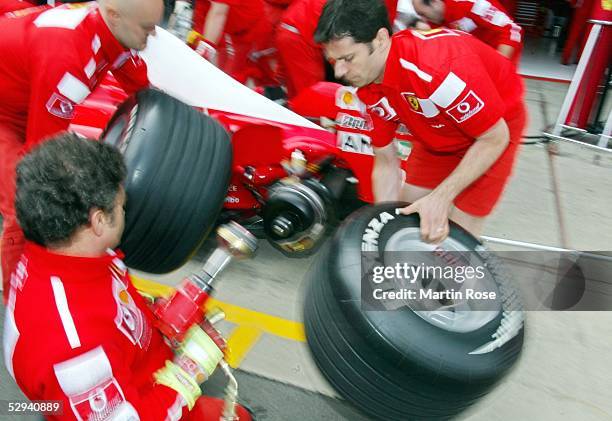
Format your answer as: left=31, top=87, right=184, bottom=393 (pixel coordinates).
left=118, top=289, right=130, bottom=304
left=342, top=91, right=354, bottom=106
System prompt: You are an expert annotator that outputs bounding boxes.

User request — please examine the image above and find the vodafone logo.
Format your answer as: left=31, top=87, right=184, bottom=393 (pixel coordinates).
left=446, top=90, right=484, bottom=123
left=46, top=93, right=75, bottom=119
left=368, top=97, right=397, bottom=121
left=457, top=102, right=471, bottom=113
left=371, top=107, right=384, bottom=117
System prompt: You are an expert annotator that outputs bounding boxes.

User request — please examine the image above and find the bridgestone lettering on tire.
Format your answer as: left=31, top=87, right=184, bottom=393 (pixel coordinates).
left=304, top=203, right=525, bottom=420
left=102, top=88, right=232, bottom=273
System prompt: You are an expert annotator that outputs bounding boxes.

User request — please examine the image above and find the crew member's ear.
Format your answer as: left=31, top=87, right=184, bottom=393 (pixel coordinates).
left=105, top=5, right=121, bottom=28
left=90, top=208, right=108, bottom=237
left=374, top=27, right=390, bottom=49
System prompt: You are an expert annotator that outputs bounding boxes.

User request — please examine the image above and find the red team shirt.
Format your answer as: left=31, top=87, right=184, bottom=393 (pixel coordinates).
left=277, top=0, right=398, bottom=98
left=0, top=2, right=149, bottom=147
left=281, top=0, right=327, bottom=45
left=3, top=243, right=184, bottom=420
left=0, top=0, right=39, bottom=15
left=282, top=0, right=398, bottom=46
left=442, top=0, right=522, bottom=63
left=193, top=0, right=265, bottom=36
left=357, top=28, right=525, bottom=215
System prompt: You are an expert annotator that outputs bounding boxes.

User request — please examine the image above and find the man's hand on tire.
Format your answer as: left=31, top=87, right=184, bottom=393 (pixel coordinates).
left=399, top=191, right=453, bottom=244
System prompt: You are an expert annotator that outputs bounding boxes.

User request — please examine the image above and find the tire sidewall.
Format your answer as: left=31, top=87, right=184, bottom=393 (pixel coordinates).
left=102, top=89, right=232, bottom=273
left=326, top=203, right=524, bottom=383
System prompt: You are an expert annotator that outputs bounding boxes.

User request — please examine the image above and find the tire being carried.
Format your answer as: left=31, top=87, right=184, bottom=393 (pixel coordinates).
left=304, top=203, right=524, bottom=420
left=102, top=88, right=232, bottom=274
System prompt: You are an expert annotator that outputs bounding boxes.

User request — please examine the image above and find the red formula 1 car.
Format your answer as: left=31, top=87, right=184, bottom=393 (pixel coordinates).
left=70, top=28, right=413, bottom=268
left=70, top=28, right=524, bottom=421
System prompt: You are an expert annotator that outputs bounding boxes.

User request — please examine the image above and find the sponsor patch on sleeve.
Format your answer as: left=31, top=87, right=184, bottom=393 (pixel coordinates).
left=368, top=97, right=397, bottom=121
left=46, top=93, right=76, bottom=119
left=69, top=378, right=138, bottom=421
left=337, top=113, right=371, bottom=131
left=445, top=90, right=484, bottom=123
left=403, top=94, right=421, bottom=112
left=337, top=131, right=374, bottom=155
left=54, top=347, right=139, bottom=421
left=335, top=87, right=363, bottom=111
left=112, top=278, right=151, bottom=349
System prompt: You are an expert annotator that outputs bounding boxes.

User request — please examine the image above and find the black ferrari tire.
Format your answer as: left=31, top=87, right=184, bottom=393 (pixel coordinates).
left=304, top=203, right=524, bottom=420
left=102, top=88, right=232, bottom=273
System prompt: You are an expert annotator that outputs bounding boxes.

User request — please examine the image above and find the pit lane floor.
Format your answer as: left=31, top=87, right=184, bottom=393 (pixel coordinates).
left=1, top=79, right=612, bottom=420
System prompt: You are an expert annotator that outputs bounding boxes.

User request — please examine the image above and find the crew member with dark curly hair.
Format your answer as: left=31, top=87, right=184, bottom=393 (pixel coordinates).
left=0, top=0, right=161, bottom=301
left=3, top=133, right=253, bottom=420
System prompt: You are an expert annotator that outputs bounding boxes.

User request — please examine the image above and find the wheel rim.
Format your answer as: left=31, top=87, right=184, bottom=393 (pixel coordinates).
left=383, top=227, right=501, bottom=333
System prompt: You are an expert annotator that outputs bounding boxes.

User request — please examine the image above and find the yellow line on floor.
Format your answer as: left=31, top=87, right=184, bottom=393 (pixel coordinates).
left=131, top=275, right=306, bottom=343
left=225, top=326, right=263, bottom=368
left=132, top=275, right=175, bottom=297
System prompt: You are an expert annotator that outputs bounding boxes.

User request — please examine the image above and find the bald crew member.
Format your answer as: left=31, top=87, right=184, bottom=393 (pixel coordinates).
left=0, top=0, right=162, bottom=301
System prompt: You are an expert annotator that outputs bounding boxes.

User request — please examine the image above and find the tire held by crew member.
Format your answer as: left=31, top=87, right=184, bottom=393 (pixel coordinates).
left=304, top=202, right=525, bottom=420
left=102, top=88, right=232, bottom=273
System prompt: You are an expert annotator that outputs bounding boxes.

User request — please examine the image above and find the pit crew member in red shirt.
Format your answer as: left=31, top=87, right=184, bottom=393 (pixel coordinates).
left=191, top=0, right=268, bottom=82
left=410, top=0, right=523, bottom=63
left=3, top=134, right=253, bottom=420
left=315, top=0, right=526, bottom=243
left=0, top=1, right=94, bottom=16
left=0, top=0, right=39, bottom=15
left=0, top=0, right=161, bottom=301
left=275, top=0, right=398, bottom=99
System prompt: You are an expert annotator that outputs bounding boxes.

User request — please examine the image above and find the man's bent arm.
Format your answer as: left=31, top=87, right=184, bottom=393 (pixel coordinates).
left=497, top=44, right=515, bottom=60
left=203, top=1, right=230, bottom=45
left=372, top=141, right=403, bottom=202
left=433, top=118, right=510, bottom=202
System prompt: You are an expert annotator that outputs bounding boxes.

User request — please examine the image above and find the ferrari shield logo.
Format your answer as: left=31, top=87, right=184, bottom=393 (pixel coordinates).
left=407, top=95, right=419, bottom=110
left=402, top=93, right=423, bottom=113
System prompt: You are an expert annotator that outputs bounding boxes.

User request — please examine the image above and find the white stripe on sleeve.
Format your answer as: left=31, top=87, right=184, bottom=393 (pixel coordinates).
left=84, top=58, right=96, bottom=79
left=57, top=72, right=91, bottom=104
left=50, top=276, right=81, bottom=349
left=471, top=0, right=492, bottom=16
left=430, top=72, right=466, bottom=108
left=399, top=58, right=433, bottom=82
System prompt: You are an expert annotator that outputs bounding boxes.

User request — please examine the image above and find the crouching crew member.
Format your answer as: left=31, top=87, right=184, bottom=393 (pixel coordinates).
left=315, top=0, right=526, bottom=243
left=3, top=134, right=253, bottom=420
